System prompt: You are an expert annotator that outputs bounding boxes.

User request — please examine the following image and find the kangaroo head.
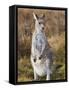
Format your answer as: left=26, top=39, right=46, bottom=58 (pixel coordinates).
left=33, top=12, right=45, bottom=32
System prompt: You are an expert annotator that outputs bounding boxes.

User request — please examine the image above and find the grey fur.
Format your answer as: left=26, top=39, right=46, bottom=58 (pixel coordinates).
left=31, top=13, right=53, bottom=80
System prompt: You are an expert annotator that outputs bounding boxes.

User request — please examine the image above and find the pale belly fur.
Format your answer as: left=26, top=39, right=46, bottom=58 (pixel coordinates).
left=31, top=58, right=47, bottom=76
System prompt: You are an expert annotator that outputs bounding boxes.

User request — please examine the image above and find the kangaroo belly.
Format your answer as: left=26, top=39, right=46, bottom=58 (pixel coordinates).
left=33, top=60, right=47, bottom=76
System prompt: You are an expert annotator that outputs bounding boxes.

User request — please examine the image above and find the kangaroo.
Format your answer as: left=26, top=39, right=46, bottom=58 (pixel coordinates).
left=31, top=13, right=53, bottom=80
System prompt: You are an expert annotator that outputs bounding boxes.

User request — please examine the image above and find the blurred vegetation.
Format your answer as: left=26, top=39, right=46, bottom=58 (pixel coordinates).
left=17, top=8, right=66, bottom=82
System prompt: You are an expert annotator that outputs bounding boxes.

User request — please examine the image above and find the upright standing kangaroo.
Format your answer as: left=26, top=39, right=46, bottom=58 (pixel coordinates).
left=31, top=13, right=53, bottom=80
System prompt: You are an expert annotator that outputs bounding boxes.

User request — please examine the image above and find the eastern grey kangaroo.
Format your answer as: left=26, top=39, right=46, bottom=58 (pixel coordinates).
left=31, top=13, right=53, bottom=80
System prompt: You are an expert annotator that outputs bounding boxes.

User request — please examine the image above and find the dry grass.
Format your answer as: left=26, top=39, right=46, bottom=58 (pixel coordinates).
left=18, top=32, right=65, bottom=82
left=48, top=32, right=65, bottom=51
left=17, top=8, right=66, bottom=82
left=18, top=56, right=33, bottom=82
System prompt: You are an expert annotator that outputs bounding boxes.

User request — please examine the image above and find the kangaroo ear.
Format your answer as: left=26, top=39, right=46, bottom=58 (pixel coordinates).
left=33, top=12, right=38, bottom=20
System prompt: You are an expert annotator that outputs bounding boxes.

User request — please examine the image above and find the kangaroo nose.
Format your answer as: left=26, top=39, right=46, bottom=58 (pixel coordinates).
left=42, top=27, right=44, bottom=30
